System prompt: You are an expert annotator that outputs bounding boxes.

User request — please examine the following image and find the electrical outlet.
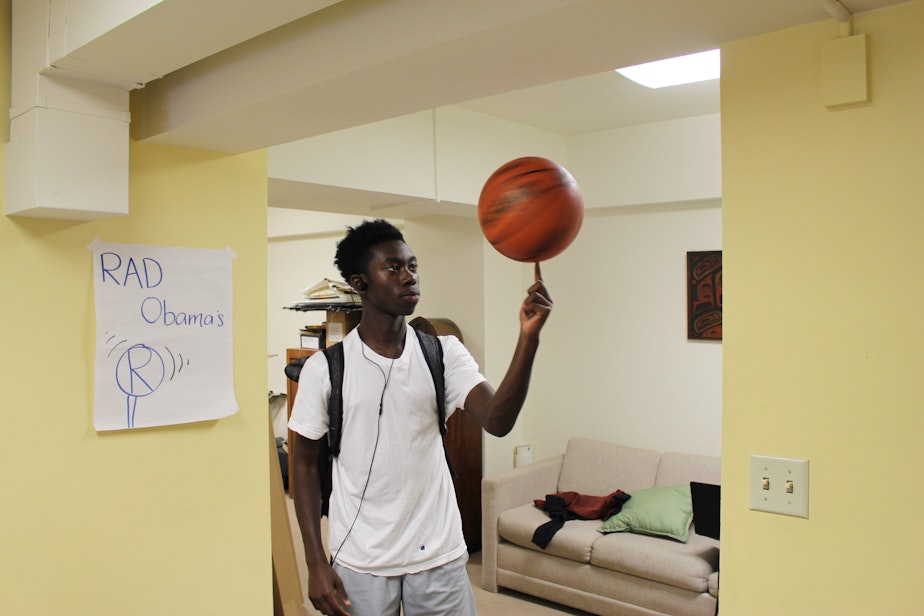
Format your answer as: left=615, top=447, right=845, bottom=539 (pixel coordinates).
left=749, top=455, right=809, bottom=518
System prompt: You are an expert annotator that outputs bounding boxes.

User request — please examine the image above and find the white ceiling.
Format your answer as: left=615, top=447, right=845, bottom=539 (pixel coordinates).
left=119, top=0, right=910, bottom=152
left=456, top=68, right=721, bottom=137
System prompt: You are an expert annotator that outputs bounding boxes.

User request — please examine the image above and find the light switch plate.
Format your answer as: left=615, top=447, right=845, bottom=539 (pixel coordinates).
left=749, top=455, right=809, bottom=518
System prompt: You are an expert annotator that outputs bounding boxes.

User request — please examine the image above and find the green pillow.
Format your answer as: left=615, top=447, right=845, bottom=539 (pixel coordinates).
left=598, top=485, right=693, bottom=542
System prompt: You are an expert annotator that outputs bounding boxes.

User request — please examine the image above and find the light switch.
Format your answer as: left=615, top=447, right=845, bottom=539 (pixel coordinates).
left=749, top=455, right=809, bottom=518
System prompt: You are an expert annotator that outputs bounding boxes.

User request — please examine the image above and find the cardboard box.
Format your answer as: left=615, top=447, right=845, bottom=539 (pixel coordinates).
left=325, top=310, right=361, bottom=346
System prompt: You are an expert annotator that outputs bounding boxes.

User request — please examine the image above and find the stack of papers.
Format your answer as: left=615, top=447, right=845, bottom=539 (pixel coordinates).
left=286, top=278, right=361, bottom=312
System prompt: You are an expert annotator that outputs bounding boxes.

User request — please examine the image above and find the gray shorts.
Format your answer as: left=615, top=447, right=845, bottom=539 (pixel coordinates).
left=333, top=553, right=476, bottom=616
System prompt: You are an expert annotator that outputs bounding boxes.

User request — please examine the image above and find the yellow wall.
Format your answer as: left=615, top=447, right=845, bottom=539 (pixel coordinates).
left=5, top=1, right=923, bottom=613
left=0, top=17, right=271, bottom=607
left=721, top=2, right=924, bottom=614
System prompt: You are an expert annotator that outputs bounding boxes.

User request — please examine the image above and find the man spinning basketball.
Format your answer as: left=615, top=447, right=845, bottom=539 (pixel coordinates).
left=289, top=219, right=552, bottom=616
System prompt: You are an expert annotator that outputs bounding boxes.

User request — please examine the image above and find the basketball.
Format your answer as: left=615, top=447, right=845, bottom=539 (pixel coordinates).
left=477, top=156, right=584, bottom=263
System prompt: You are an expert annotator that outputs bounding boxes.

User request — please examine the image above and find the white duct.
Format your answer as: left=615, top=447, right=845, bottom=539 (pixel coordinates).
left=3, top=0, right=131, bottom=220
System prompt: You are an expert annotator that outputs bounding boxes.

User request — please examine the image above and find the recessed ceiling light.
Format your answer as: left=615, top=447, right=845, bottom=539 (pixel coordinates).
left=616, top=49, right=721, bottom=89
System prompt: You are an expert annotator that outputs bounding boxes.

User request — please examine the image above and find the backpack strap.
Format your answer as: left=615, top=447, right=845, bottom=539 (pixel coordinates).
left=413, top=327, right=455, bottom=477
left=286, top=332, right=445, bottom=439
left=413, top=328, right=447, bottom=436
left=309, top=342, right=345, bottom=519
left=322, top=342, right=345, bottom=456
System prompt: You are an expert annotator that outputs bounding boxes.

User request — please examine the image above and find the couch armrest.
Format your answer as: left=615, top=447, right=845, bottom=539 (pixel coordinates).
left=481, top=454, right=563, bottom=592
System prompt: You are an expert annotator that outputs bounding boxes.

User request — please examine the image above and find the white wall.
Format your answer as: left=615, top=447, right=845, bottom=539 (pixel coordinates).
left=403, top=216, right=486, bottom=364
left=266, top=211, right=487, bottom=395
left=266, top=202, right=722, bottom=472
left=265, top=106, right=724, bottom=475
left=569, top=114, right=721, bottom=207
left=269, top=112, right=437, bottom=199
left=480, top=238, right=535, bottom=473
left=433, top=106, right=568, bottom=205
left=515, top=202, right=723, bottom=466
left=266, top=209, right=374, bottom=395
left=267, top=106, right=569, bottom=208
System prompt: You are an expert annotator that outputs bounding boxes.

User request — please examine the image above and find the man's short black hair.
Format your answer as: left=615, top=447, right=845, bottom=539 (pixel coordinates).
left=335, top=219, right=405, bottom=281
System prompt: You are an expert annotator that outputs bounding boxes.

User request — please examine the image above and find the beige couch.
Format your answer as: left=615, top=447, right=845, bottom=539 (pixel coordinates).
left=482, top=438, right=720, bottom=616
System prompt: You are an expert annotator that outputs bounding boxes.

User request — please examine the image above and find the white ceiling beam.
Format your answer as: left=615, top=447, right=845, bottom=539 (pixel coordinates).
left=129, top=0, right=854, bottom=154
left=45, top=0, right=343, bottom=88
left=130, top=0, right=598, bottom=152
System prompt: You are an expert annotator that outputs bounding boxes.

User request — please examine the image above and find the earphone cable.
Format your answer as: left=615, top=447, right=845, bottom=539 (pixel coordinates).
left=330, top=341, right=396, bottom=566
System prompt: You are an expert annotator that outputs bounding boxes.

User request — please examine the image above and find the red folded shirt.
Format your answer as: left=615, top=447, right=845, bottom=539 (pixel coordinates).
left=534, top=490, right=630, bottom=520
left=531, top=490, right=631, bottom=549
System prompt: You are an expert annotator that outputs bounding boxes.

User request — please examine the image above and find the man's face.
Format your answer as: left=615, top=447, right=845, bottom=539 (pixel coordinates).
left=360, top=240, right=420, bottom=316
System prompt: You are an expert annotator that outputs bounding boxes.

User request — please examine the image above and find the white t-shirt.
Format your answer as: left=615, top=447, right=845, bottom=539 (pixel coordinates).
left=288, top=327, right=486, bottom=576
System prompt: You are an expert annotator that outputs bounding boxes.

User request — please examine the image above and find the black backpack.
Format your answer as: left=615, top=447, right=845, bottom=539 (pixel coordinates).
left=284, top=327, right=448, bottom=517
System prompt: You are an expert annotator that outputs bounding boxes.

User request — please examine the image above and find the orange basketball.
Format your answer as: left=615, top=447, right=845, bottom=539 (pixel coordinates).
left=477, top=156, right=584, bottom=263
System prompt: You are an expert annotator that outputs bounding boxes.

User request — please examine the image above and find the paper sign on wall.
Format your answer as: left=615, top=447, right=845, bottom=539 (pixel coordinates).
left=90, top=240, right=239, bottom=431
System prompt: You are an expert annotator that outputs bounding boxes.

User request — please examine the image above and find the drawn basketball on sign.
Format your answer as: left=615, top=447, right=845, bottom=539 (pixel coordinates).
left=107, top=331, right=191, bottom=428
left=116, top=344, right=165, bottom=428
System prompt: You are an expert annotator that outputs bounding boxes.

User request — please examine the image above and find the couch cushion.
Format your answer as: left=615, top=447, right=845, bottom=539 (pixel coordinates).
left=656, top=452, right=721, bottom=487
left=498, top=503, right=602, bottom=563
left=598, top=485, right=694, bottom=542
left=558, top=438, right=661, bottom=496
left=590, top=530, right=720, bottom=593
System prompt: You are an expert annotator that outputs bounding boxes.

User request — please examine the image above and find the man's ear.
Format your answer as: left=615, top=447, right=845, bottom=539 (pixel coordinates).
left=351, top=275, right=368, bottom=292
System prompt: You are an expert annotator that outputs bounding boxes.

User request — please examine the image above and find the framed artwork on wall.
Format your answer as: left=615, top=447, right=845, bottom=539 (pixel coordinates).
left=687, top=250, right=722, bottom=341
